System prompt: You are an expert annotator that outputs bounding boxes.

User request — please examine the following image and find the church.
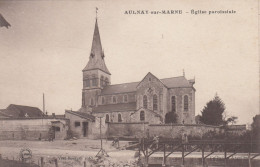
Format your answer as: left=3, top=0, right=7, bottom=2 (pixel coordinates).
left=79, top=19, right=196, bottom=125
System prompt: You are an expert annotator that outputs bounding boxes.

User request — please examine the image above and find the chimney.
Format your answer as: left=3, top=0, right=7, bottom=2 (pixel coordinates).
left=52, top=113, right=55, bottom=118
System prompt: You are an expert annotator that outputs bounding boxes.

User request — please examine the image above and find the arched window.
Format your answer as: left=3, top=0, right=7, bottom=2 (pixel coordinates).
left=104, top=78, right=109, bottom=86
left=90, top=98, right=94, bottom=106
left=171, top=96, right=176, bottom=112
left=85, top=75, right=90, bottom=87
left=112, top=96, right=117, bottom=103
left=140, top=111, right=145, bottom=121
left=153, top=94, right=158, bottom=110
left=102, top=97, right=105, bottom=105
left=92, top=74, right=97, bottom=86
left=100, top=76, right=104, bottom=87
left=82, top=92, right=85, bottom=107
left=118, top=114, right=122, bottom=122
left=143, top=95, right=147, bottom=109
left=105, top=114, right=109, bottom=123
left=184, top=95, right=188, bottom=111
left=123, top=95, right=128, bottom=103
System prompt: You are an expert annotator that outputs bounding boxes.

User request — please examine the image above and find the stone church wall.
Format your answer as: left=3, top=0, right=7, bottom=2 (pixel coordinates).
left=167, top=88, right=195, bottom=124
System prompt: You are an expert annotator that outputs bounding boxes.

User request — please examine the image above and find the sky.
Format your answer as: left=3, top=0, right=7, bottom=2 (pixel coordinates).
left=0, top=0, right=259, bottom=124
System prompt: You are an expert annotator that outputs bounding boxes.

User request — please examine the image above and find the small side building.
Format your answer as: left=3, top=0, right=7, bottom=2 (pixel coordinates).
left=65, top=110, right=103, bottom=139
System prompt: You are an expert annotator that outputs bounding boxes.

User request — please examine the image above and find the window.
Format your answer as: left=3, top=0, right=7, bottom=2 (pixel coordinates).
left=149, top=78, right=152, bottom=81
left=104, top=78, right=109, bottom=86
left=90, top=98, right=94, bottom=106
left=105, top=114, right=109, bottom=123
left=153, top=94, right=158, bottom=110
left=92, top=75, right=97, bottom=86
left=82, top=92, right=85, bottom=107
left=100, top=76, right=104, bottom=87
left=102, top=97, right=105, bottom=105
left=86, top=77, right=90, bottom=87
left=143, top=95, right=147, bottom=109
left=140, top=111, right=145, bottom=121
left=75, top=122, right=80, bottom=127
left=112, top=96, right=117, bottom=103
left=184, top=95, right=188, bottom=111
left=118, top=114, right=122, bottom=122
left=123, top=95, right=128, bottom=103
left=171, top=96, right=176, bottom=112
left=55, top=127, right=60, bottom=132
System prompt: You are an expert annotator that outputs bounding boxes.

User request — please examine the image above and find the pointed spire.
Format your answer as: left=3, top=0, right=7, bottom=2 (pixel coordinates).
left=83, top=17, right=111, bottom=75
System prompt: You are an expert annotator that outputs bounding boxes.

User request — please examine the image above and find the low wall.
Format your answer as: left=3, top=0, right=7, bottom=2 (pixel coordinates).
left=149, top=124, right=221, bottom=138
left=107, top=122, right=149, bottom=138
left=0, top=118, right=68, bottom=140
left=107, top=123, right=221, bottom=138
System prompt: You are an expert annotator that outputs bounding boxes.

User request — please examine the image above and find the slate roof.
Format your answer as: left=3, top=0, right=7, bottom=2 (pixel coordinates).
left=0, top=109, right=12, bottom=118
left=92, top=102, right=136, bottom=113
left=4, top=104, right=44, bottom=118
left=66, top=110, right=95, bottom=121
left=101, top=82, right=138, bottom=95
left=83, top=19, right=111, bottom=75
left=100, top=76, right=193, bottom=95
left=161, top=76, right=193, bottom=88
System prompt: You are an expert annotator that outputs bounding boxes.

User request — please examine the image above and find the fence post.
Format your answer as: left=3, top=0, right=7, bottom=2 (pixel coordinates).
left=40, top=157, right=44, bottom=167
left=182, top=144, right=185, bottom=166
left=202, top=144, right=205, bottom=167
left=54, top=158, right=58, bottom=167
left=84, top=161, right=86, bottom=167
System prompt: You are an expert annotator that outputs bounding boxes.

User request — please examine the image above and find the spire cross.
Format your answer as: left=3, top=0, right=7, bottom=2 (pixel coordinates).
left=96, top=7, right=98, bottom=19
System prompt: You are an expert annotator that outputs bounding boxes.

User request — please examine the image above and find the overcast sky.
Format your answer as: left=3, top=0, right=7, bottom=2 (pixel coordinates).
left=0, top=0, right=258, bottom=124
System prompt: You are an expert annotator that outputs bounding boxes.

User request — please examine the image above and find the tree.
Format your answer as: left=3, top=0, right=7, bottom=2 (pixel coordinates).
left=200, top=94, right=226, bottom=126
left=251, top=115, right=260, bottom=139
left=224, top=116, right=238, bottom=125
left=165, top=112, right=178, bottom=124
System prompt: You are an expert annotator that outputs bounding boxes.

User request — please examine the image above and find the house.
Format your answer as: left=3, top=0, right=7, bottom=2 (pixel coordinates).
left=1, top=104, right=44, bottom=118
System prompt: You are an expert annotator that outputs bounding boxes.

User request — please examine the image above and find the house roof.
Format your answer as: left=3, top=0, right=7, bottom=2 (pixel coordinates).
left=0, top=109, right=12, bottom=118
left=100, top=75, right=193, bottom=95
left=5, top=104, right=44, bottom=118
left=92, top=102, right=136, bottom=113
left=66, top=110, right=95, bottom=121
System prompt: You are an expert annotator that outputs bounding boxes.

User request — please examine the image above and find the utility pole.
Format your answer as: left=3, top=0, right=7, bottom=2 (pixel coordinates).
left=96, top=116, right=109, bottom=157
left=43, top=93, right=45, bottom=114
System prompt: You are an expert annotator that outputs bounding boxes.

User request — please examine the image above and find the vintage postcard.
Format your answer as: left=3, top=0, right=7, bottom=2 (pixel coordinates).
left=0, top=0, right=259, bottom=166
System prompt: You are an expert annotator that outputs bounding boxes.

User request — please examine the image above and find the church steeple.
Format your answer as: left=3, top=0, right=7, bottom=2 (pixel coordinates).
left=81, top=17, right=111, bottom=109
left=83, top=19, right=111, bottom=75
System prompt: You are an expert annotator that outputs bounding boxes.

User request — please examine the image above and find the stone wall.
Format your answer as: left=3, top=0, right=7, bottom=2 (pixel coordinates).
left=149, top=124, right=221, bottom=138
left=107, top=122, right=221, bottom=138
left=0, top=118, right=68, bottom=140
left=107, top=122, right=149, bottom=138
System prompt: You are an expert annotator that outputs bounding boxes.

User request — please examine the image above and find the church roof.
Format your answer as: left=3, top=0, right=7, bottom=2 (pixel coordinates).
left=100, top=76, right=193, bottom=95
left=161, top=76, right=193, bottom=88
left=101, top=82, right=138, bottom=95
left=92, top=102, right=136, bottom=113
left=83, top=19, right=111, bottom=75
